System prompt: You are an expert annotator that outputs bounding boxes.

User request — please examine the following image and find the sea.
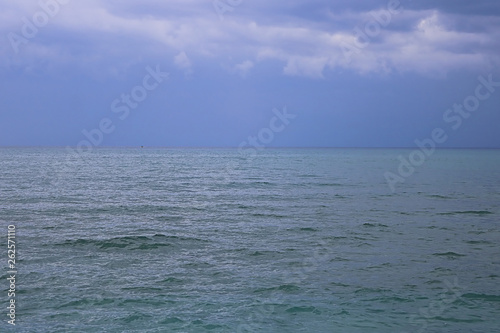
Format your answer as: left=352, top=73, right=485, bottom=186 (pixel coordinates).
left=0, top=147, right=499, bottom=333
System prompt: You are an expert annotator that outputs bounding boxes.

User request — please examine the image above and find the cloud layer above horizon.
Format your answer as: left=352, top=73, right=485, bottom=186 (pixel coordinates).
left=1, top=0, right=499, bottom=147
left=3, top=0, right=500, bottom=77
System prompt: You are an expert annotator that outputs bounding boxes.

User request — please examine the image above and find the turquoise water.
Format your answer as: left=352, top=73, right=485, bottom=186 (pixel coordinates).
left=1, top=147, right=499, bottom=332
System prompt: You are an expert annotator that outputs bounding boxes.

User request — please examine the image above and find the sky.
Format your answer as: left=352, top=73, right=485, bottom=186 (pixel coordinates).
left=0, top=0, right=499, bottom=148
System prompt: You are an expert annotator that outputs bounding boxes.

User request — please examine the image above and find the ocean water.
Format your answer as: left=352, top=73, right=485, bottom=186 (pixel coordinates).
left=0, top=147, right=499, bottom=333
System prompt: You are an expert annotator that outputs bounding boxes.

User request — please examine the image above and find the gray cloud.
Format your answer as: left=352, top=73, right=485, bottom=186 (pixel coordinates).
left=1, top=0, right=499, bottom=78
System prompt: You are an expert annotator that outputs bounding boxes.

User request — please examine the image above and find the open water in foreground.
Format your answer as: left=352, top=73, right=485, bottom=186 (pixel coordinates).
left=0, top=148, right=499, bottom=332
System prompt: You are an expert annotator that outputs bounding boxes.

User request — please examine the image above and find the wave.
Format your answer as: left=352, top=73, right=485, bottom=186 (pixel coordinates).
left=298, top=227, right=318, bottom=232
left=462, top=293, right=500, bottom=302
left=432, top=252, right=466, bottom=258
left=437, top=210, right=493, bottom=216
left=254, top=284, right=301, bottom=293
left=465, top=240, right=492, bottom=245
left=285, top=306, right=320, bottom=314
left=159, top=317, right=184, bottom=324
left=54, top=234, right=208, bottom=250
left=426, top=194, right=454, bottom=199
left=362, top=222, right=389, bottom=228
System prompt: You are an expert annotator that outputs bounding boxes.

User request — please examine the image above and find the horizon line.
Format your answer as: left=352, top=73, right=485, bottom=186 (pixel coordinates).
left=1, top=145, right=500, bottom=150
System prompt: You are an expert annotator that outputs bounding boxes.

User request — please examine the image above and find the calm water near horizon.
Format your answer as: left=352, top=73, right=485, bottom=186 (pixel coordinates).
left=1, top=147, right=499, bottom=332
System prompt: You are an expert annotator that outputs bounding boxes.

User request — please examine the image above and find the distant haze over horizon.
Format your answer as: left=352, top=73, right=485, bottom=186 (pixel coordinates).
left=1, top=0, right=499, bottom=148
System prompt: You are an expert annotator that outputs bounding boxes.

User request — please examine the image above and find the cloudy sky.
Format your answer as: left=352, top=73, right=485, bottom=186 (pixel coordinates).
left=1, top=0, right=499, bottom=147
